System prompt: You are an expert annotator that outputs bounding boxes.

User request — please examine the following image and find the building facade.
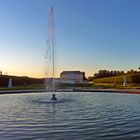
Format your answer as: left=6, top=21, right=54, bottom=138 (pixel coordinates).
left=60, top=71, right=84, bottom=84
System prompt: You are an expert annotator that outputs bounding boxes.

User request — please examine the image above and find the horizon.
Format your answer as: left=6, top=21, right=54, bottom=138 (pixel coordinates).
left=1, top=68, right=139, bottom=79
left=0, top=0, right=140, bottom=78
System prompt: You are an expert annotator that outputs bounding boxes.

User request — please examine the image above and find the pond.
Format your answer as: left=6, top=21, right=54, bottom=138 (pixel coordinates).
left=0, top=92, right=140, bottom=140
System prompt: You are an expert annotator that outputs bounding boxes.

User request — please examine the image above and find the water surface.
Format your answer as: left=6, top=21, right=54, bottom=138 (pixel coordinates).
left=0, top=92, right=140, bottom=140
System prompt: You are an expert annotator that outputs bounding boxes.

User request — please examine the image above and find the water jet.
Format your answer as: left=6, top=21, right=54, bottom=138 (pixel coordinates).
left=47, top=5, right=57, bottom=101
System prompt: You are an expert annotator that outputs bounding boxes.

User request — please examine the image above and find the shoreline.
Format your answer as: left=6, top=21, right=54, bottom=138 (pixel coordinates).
left=0, top=89, right=45, bottom=94
left=81, top=88, right=140, bottom=94
left=0, top=88, right=140, bottom=94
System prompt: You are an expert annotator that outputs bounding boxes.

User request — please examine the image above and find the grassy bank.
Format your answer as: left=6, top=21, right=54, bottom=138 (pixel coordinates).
left=92, top=73, right=140, bottom=89
left=0, top=84, right=45, bottom=91
left=92, top=83, right=140, bottom=89
left=93, top=73, right=140, bottom=83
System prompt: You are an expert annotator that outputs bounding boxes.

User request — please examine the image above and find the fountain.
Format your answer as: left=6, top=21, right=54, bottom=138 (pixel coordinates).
left=45, top=5, right=57, bottom=101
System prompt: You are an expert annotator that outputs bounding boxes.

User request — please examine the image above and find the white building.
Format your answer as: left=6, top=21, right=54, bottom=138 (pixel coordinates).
left=60, top=71, right=84, bottom=84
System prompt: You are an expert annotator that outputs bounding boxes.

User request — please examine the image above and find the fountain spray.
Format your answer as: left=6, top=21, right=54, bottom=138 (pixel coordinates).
left=48, top=6, right=57, bottom=100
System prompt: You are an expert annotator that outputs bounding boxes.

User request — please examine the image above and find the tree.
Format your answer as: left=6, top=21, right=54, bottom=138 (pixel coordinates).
left=82, top=72, right=87, bottom=81
left=88, top=76, right=94, bottom=81
left=92, top=69, right=125, bottom=79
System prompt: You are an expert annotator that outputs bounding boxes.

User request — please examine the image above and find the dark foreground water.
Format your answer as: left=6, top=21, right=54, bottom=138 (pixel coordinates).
left=0, top=92, right=140, bottom=140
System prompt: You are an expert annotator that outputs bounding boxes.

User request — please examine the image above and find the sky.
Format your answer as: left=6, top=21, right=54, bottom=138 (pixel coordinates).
left=0, top=0, right=140, bottom=78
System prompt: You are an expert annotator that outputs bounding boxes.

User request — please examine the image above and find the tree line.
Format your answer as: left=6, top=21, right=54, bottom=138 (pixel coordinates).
left=0, top=75, right=43, bottom=87
left=88, top=68, right=140, bottom=81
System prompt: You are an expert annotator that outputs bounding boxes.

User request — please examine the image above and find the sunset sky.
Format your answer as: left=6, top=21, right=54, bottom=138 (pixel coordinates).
left=0, top=0, right=140, bottom=78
